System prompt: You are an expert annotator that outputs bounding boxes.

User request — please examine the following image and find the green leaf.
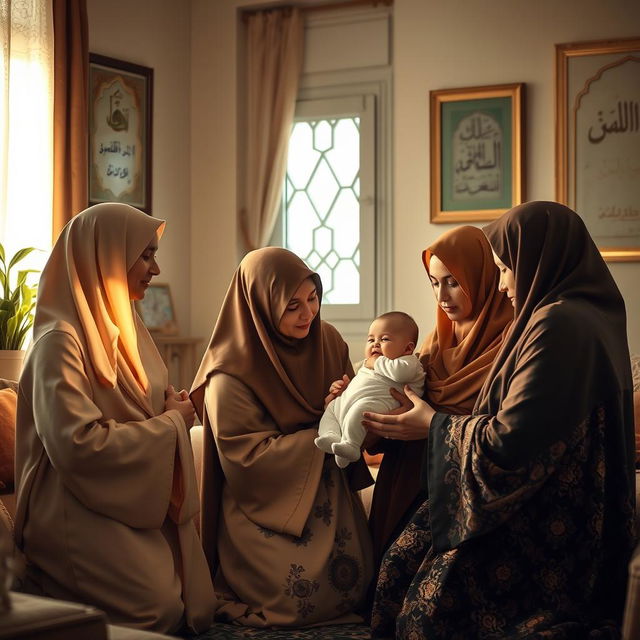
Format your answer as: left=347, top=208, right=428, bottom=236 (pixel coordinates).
left=10, top=287, right=20, bottom=306
left=21, top=284, right=34, bottom=309
left=16, top=269, right=39, bottom=289
left=0, top=299, right=14, bottom=314
left=7, top=247, right=37, bottom=271
left=0, top=244, right=41, bottom=350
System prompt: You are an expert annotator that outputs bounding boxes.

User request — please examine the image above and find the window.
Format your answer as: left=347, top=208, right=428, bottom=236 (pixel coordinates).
left=265, top=5, right=392, bottom=350
left=273, top=95, right=375, bottom=321
left=0, top=0, right=54, bottom=268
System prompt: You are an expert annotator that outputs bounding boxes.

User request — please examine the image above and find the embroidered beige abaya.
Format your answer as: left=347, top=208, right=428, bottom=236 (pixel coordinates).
left=14, top=203, right=215, bottom=634
left=190, top=247, right=374, bottom=628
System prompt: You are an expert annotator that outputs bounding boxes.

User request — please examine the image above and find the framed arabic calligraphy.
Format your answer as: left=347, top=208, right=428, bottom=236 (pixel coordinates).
left=556, top=37, right=640, bottom=261
left=88, top=54, right=153, bottom=213
left=430, top=84, right=525, bottom=223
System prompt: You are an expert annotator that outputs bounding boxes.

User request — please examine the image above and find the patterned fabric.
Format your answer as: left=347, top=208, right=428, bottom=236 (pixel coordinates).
left=187, top=623, right=370, bottom=639
left=213, top=455, right=373, bottom=627
left=371, top=406, right=635, bottom=639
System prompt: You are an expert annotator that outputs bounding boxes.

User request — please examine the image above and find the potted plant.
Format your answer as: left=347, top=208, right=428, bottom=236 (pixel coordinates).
left=0, top=243, right=40, bottom=381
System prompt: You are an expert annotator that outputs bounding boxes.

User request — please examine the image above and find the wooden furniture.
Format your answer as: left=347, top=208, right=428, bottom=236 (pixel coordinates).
left=151, top=336, right=203, bottom=392
left=0, top=592, right=174, bottom=639
left=0, top=592, right=106, bottom=639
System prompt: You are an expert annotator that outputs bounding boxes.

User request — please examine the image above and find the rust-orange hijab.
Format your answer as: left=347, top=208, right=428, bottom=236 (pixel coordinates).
left=190, top=247, right=353, bottom=433
left=420, top=225, right=513, bottom=414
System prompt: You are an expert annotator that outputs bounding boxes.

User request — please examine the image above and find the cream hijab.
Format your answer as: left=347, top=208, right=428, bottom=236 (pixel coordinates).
left=420, top=225, right=513, bottom=414
left=34, top=203, right=165, bottom=414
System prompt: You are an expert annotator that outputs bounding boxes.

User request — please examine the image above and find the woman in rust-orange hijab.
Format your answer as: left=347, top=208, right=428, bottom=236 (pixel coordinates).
left=421, top=225, right=513, bottom=413
left=369, top=225, right=512, bottom=563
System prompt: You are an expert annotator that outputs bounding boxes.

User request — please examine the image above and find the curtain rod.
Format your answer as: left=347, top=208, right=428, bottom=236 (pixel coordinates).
left=242, top=0, right=393, bottom=21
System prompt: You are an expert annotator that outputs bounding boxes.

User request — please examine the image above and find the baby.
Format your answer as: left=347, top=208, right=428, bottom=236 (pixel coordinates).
left=315, top=311, right=425, bottom=468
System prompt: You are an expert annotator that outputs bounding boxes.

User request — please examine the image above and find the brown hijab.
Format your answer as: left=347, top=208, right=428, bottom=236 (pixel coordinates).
left=420, top=225, right=513, bottom=413
left=478, top=201, right=634, bottom=467
left=190, top=247, right=353, bottom=433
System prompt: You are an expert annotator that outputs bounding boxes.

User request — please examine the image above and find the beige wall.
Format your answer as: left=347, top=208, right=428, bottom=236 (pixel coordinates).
left=392, top=0, right=640, bottom=355
left=87, top=0, right=193, bottom=336
left=90, top=0, right=640, bottom=360
left=190, top=0, right=640, bottom=357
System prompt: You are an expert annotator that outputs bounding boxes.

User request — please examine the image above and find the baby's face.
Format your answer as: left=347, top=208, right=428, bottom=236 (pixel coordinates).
left=364, top=318, right=414, bottom=361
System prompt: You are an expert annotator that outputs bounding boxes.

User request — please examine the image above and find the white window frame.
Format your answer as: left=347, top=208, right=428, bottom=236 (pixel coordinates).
left=274, top=94, right=376, bottom=321
left=274, top=71, right=392, bottom=346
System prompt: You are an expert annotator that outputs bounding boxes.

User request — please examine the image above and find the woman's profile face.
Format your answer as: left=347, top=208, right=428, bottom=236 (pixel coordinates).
left=278, top=277, right=319, bottom=339
left=428, top=254, right=473, bottom=324
left=492, top=250, right=516, bottom=307
left=127, top=240, right=160, bottom=301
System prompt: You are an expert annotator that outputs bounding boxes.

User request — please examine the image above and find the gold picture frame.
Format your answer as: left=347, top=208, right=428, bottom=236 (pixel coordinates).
left=555, top=37, right=640, bottom=261
left=430, top=83, right=525, bottom=223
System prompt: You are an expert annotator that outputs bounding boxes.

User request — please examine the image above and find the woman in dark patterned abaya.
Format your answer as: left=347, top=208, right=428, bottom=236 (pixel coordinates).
left=364, top=201, right=636, bottom=639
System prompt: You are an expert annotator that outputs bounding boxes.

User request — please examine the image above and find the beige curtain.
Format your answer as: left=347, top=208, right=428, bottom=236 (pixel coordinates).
left=241, top=7, right=304, bottom=252
left=0, top=0, right=54, bottom=260
left=52, top=0, right=88, bottom=242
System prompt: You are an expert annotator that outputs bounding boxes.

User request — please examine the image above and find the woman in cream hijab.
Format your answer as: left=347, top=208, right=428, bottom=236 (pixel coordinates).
left=368, top=225, right=512, bottom=563
left=190, top=247, right=374, bottom=628
left=14, top=203, right=215, bottom=634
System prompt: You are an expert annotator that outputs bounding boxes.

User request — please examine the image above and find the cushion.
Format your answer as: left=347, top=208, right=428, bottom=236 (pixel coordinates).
left=635, top=390, right=640, bottom=466
left=0, top=388, right=17, bottom=492
left=633, top=356, right=640, bottom=466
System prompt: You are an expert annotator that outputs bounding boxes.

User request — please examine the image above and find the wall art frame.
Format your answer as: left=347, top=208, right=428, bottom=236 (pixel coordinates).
left=555, top=37, right=640, bottom=261
left=430, top=83, right=525, bottom=223
left=88, top=53, right=153, bottom=213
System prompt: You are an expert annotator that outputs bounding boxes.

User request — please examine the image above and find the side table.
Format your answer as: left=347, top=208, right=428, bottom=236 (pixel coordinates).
left=151, top=336, right=203, bottom=392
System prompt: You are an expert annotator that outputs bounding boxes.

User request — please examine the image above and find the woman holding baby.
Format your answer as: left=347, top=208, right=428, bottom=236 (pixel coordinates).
left=366, top=202, right=635, bottom=639
left=190, top=247, right=374, bottom=628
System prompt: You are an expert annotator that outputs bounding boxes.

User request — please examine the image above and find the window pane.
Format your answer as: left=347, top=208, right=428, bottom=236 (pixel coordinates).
left=282, top=117, right=360, bottom=305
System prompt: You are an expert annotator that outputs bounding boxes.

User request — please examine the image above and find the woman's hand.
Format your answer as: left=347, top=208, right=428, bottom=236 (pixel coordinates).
left=362, top=386, right=435, bottom=441
left=165, top=385, right=195, bottom=429
left=324, top=374, right=351, bottom=408
left=329, top=374, right=350, bottom=396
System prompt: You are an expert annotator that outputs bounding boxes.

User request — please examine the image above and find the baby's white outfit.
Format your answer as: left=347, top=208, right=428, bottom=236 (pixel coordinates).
left=315, top=354, right=425, bottom=468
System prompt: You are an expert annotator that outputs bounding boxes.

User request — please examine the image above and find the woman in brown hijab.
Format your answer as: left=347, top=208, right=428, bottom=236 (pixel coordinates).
left=14, top=203, right=215, bottom=634
left=190, top=247, right=374, bottom=628
left=368, top=225, right=512, bottom=563
left=366, top=202, right=636, bottom=638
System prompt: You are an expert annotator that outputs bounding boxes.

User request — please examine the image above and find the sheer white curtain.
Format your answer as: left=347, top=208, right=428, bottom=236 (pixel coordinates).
left=0, top=0, right=54, bottom=263
left=240, top=7, right=304, bottom=251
